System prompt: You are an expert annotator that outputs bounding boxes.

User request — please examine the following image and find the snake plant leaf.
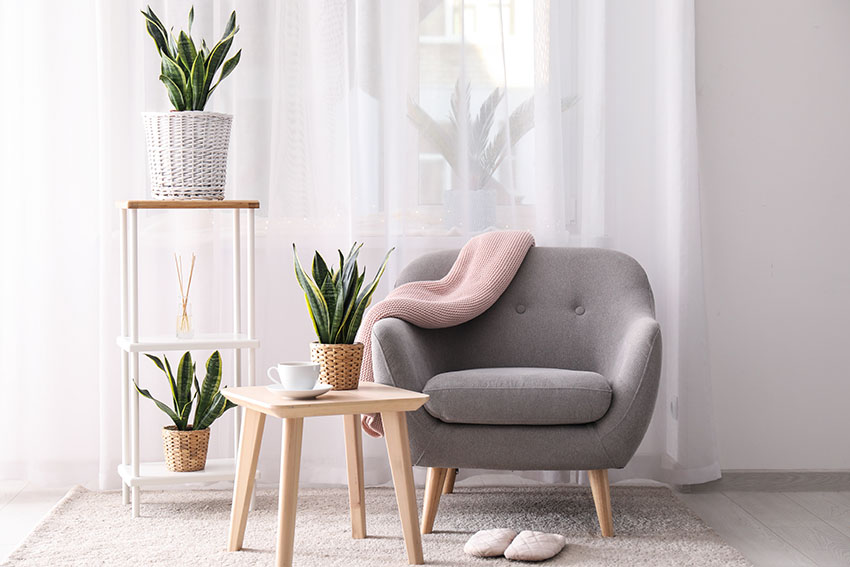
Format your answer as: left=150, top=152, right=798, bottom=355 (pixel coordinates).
left=145, top=353, right=180, bottom=407
left=143, top=19, right=170, bottom=58
left=190, top=52, right=206, bottom=110
left=177, top=31, right=197, bottom=73
left=205, top=49, right=241, bottom=104
left=161, top=55, right=186, bottom=92
left=320, top=273, right=339, bottom=337
left=188, top=5, right=194, bottom=35
left=331, top=244, right=363, bottom=340
left=134, top=382, right=181, bottom=427
left=141, top=8, right=171, bottom=57
left=330, top=260, right=352, bottom=341
left=141, top=7, right=168, bottom=36
left=206, top=31, right=235, bottom=76
left=312, top=252, right=330, bottom=288
left=221, top=11, right=237, bottom=41
left=341, top=243, right=363, bottom=286
left=220, top=49, right=241, bottom=82
left=335, top=270, right=364, bottom=343
left=175, top=352, right=194, bottom=428
left=201, top=36, right=234, bottom=105
left=344, top=248, right=394, bottom=344
left=293, top=244, right=330, bottom=343
left=195, top=393, right=235, bottom=430
left=168, top=27, right=179, bottom=60
left=196, top=351, right=222, bottom=422
left=159, top=75, right=185, bottom=110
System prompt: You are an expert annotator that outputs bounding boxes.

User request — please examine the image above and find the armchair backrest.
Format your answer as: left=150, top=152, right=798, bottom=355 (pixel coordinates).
left=395, top=247, right=656, bottom=375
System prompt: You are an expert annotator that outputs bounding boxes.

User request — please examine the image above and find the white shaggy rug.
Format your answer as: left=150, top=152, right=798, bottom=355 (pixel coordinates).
left=3, top=485, right=751, bottom=566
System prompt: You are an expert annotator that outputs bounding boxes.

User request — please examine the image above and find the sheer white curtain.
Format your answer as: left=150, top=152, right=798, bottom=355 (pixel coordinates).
left=0, top=0, right=718, bottom=488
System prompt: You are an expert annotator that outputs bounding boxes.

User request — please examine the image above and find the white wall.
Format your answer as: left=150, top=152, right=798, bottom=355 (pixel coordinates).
left=696, top=0, right=850, bottom=470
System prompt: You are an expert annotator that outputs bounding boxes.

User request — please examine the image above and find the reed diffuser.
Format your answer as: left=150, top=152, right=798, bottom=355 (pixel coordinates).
left=175, top=253, right=196, bottom=338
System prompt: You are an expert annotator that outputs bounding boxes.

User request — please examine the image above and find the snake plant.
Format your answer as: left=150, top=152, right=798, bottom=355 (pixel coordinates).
left=408, top=78, right=575, bottom=191
left=135, top=351, right=235, bottom=431
left=141, top=5, right=241, bottom=111
left=293, top=243, right=394, bottom=344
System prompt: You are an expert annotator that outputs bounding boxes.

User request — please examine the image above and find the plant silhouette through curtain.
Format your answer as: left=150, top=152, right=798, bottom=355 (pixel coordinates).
left=408, top=78, right=575, bottom=194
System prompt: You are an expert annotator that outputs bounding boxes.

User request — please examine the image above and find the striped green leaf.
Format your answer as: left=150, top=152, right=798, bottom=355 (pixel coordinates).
left=195, top=351, right=221, bottom=423
left=133, top=382, right=180, bottom=427
left=176, top=31, right=197, bottom=73
left=160, top=55, right=186, bottom=93
left=293, top=244, right=330, bottom=342
left=159, top=75, right=185, bottom=110
left=190, top=52, right=206, bottom=110
left=312, top=252, right=330, bottom=288
left=195, top=393, right=235, bottom=430
left=221, top=11, right=237, bottom=41
left=175, top=352, right=194, bottom=428
left=344, top=248, right=394, bottom=344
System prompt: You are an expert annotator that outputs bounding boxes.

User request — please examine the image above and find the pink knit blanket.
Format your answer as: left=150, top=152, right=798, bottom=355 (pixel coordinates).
left=356, top=230, right=535, bottom=437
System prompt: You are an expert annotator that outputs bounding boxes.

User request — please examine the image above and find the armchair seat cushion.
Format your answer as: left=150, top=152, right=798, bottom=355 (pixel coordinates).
left=423, top=367, right=612, bottom=425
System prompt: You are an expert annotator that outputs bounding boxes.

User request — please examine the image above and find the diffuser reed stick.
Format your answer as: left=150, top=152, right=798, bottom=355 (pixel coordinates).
left=175, top=253, right=196, bottom=338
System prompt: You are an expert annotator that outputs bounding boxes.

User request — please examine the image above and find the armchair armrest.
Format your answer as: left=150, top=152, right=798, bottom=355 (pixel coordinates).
left=594, top=316, right=663, bottom=466
left=370, top=318, right=443, bottom=393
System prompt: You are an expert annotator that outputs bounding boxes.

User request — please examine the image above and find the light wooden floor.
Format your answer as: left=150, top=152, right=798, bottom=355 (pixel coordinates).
left=676, top=489, right=850, bottom=566
left=3, top=478, right=850, bottom=566
left=0, top=481, right=69, bottom=562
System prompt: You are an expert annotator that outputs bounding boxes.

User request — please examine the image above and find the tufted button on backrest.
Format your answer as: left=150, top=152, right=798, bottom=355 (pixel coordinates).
left=515, top=304, right=526, bottom=314
left=575, top=306, right=585, bottom=315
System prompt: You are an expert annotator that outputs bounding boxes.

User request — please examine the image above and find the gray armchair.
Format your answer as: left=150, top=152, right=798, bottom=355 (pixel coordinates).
left=370, top=247, right=662, bottom=536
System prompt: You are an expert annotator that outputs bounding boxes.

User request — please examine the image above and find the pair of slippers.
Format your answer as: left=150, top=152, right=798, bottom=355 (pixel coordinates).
left=464, top=528, right=566, bottom=562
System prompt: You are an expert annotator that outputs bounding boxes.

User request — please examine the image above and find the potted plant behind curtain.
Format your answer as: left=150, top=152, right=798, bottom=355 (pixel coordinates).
left=141, top=6, right=241, bottom=200
left=408, top=78, right=574, bottom=231
left=135, top=351, right=235, bottom=472
left=292, top=243, right=393, bottom=390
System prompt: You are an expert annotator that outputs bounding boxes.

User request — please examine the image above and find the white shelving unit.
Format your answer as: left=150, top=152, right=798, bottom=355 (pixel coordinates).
left=117, top=199, right=260, bottom=517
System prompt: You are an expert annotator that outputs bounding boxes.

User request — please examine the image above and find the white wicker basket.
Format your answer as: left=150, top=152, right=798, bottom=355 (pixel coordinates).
left=143, top=111, right=233, bottom=200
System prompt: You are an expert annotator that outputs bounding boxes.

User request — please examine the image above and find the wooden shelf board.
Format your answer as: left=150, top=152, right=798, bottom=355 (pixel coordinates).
left=117, top=333, right=259, bottom=352
left=117, top=200, right=259, bottom=210
left=117, top=458, right=255, bottom=487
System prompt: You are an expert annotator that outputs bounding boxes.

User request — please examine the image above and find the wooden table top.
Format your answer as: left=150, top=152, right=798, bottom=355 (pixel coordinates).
left=221, top=382, right=429, bottom=419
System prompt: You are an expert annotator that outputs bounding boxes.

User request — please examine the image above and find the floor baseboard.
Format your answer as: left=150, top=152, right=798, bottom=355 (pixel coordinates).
left=677, top=470, right=850, bottom=493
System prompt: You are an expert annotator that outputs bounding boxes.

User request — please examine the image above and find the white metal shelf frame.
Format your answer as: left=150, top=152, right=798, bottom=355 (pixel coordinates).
left=118, top=200, right=259, bottom=517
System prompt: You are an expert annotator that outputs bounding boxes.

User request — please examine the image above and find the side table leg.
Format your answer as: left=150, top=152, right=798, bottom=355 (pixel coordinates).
left=277, top=417, right=304, bottom=567
left=343, top=413, right=367, bottom=539
left=228, top=409, right=266, bottom=551
left=382, top=411, right=424, bottom=565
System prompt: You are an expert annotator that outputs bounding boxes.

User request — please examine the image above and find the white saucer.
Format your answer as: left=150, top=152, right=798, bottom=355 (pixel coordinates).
left=266, top=383, right=333, bottom=400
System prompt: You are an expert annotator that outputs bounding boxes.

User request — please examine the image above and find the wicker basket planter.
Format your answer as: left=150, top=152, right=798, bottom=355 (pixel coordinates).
left=161, top=426, right=210, bottom=472
left=310, top=342, right=364, bottom=390
left=143, top=111, right=233, bottom=200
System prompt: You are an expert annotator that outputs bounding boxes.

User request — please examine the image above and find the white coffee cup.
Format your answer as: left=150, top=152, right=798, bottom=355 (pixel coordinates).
left=267, top=362, right=321, bottom=391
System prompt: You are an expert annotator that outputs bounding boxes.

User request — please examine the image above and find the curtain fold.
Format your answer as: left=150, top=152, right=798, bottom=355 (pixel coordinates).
left=0, top=0, right=719, bottom=488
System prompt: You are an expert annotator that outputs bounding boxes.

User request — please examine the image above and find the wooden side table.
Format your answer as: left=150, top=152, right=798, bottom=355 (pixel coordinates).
left=222, top=382, right=429, bottom=567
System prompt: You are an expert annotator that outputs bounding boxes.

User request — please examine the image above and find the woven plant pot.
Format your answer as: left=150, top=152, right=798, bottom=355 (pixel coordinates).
left=161, top=426, right=210, bottom=472
left=143, top=111, right=233, bottom=200
left=310, top=342, right=364, bottom=390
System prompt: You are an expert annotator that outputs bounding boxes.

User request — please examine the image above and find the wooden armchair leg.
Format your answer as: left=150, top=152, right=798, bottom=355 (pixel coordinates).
left=421, top=467, right=448, bottom=534
left=588, top=469, right=614, bottom=537
left=442, top=468, right=457, bottom=494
